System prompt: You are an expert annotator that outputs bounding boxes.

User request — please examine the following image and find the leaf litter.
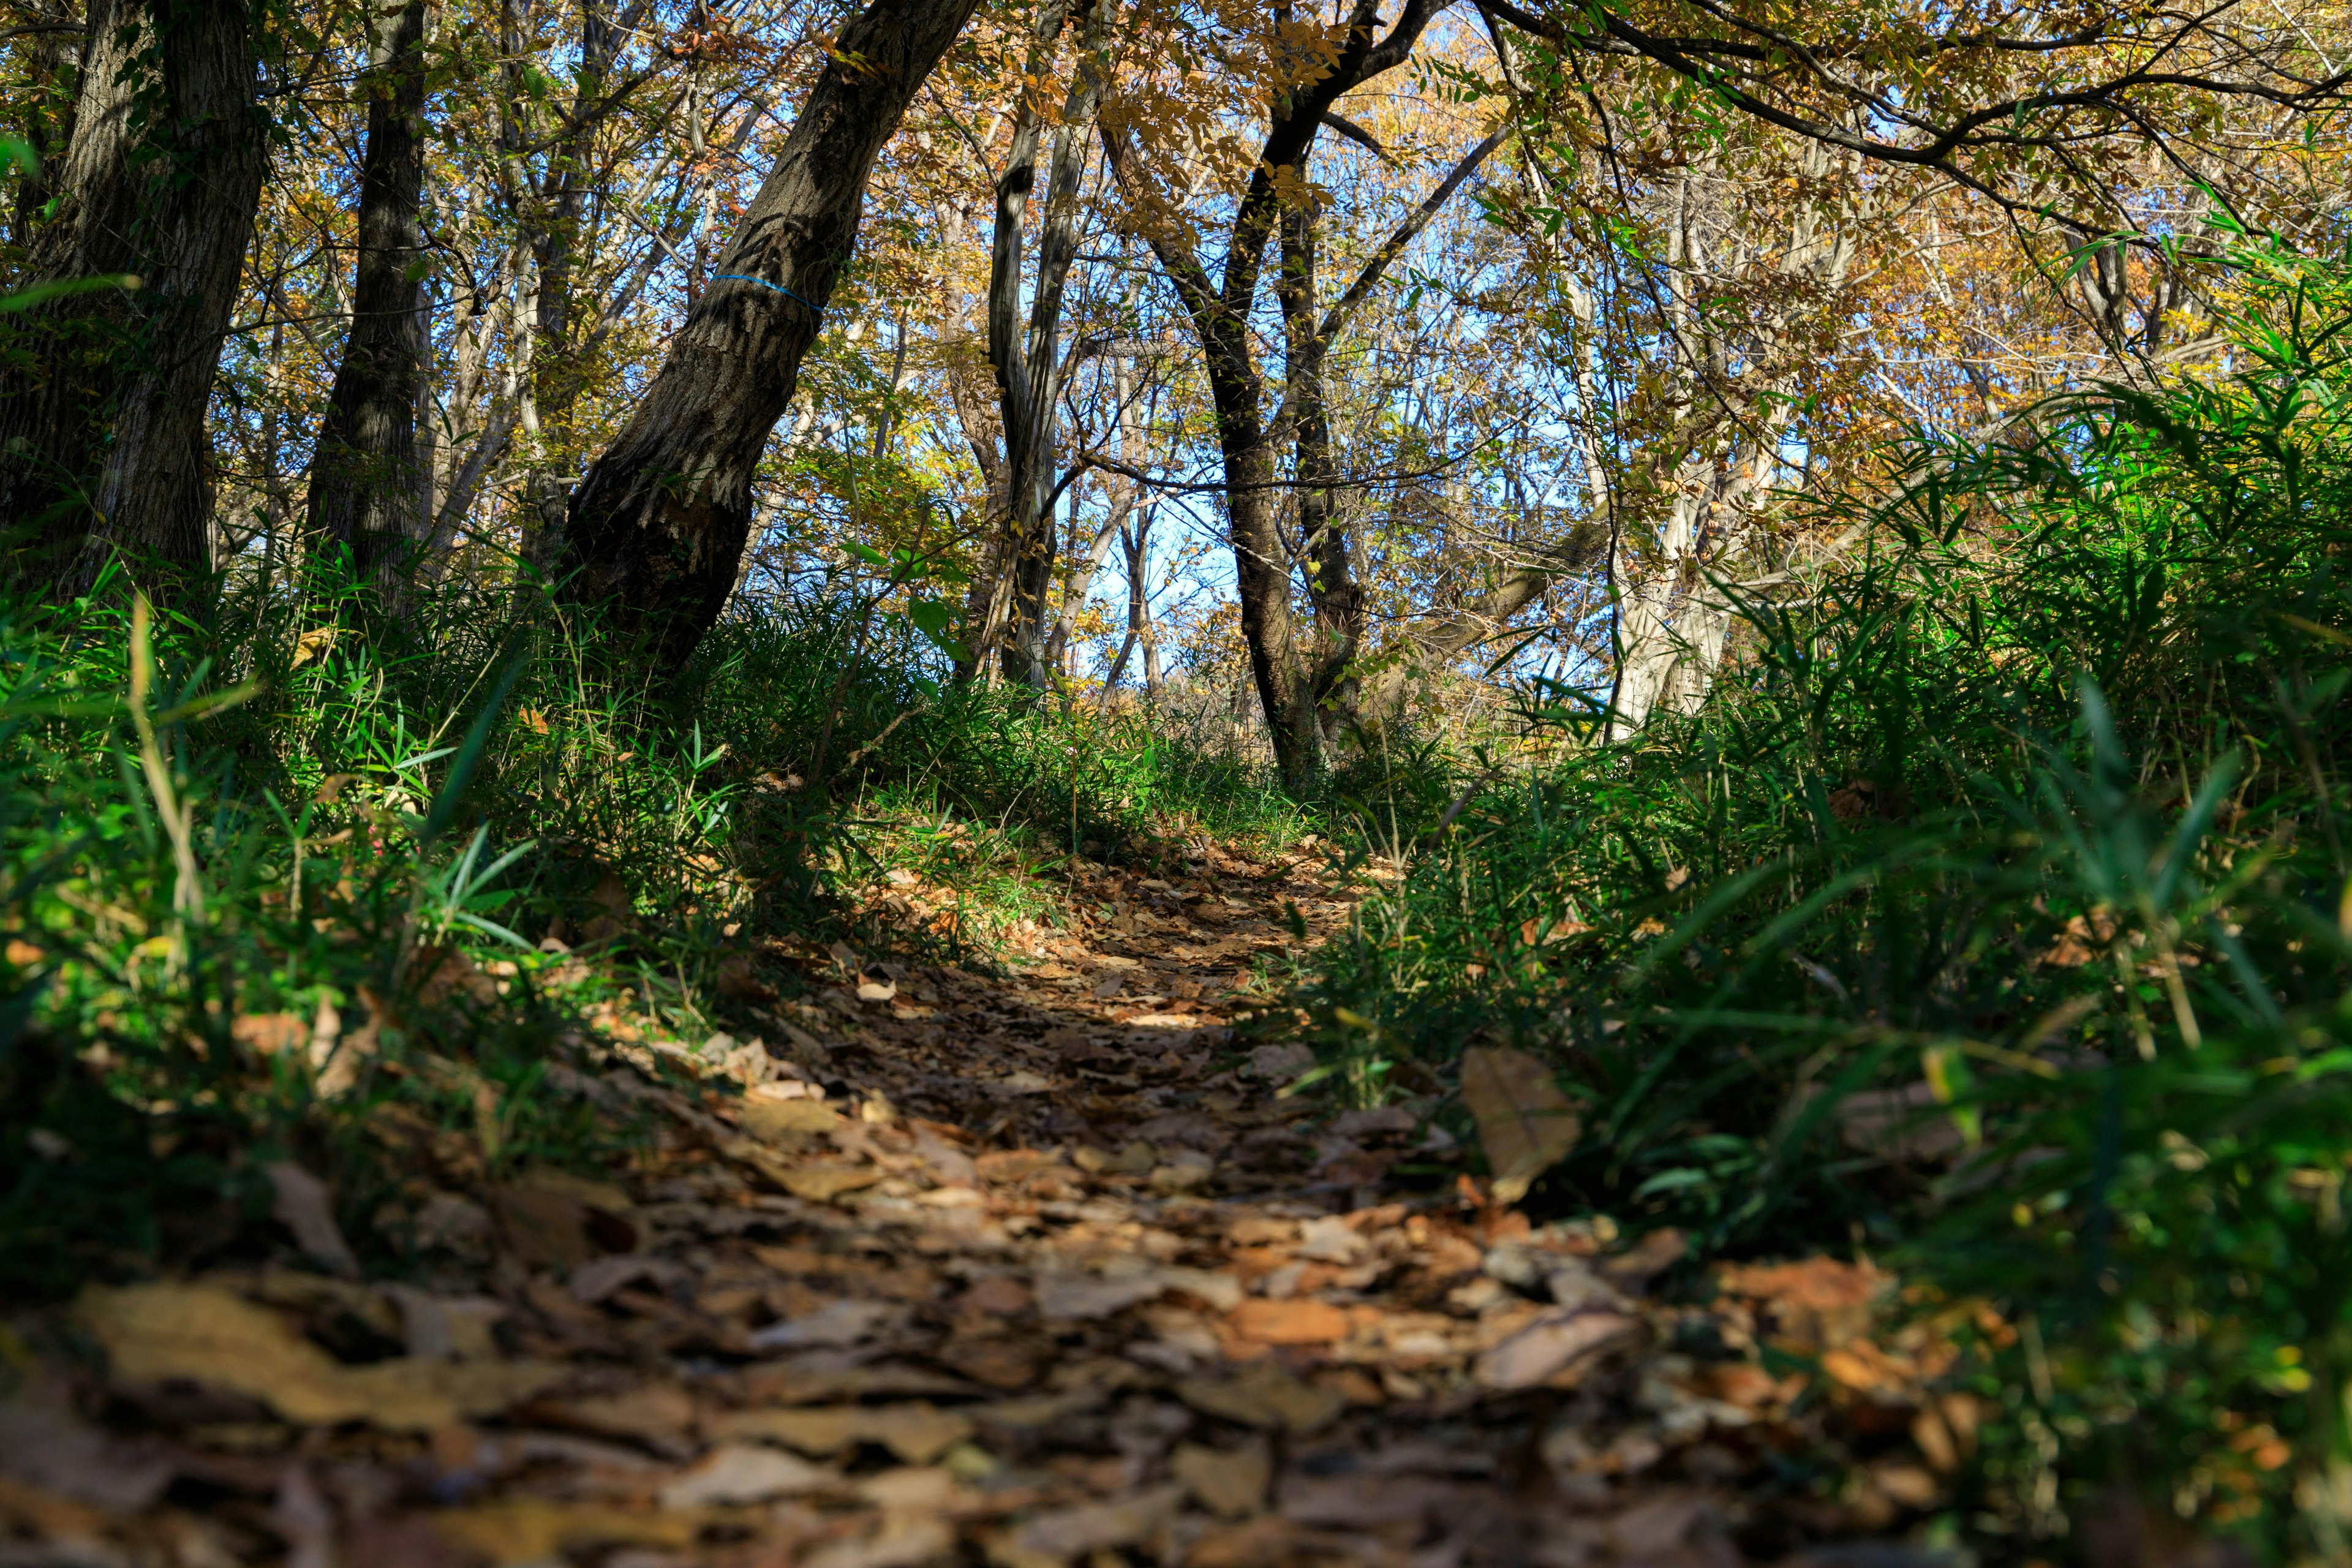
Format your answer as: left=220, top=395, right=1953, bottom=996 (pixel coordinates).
left=0, top=849, right=1985, bottom=1567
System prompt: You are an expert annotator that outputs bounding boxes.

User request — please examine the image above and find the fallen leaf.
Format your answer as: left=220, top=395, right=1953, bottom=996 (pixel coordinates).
left=1229, top=1297, right=1349, bottom=1346
left=747, top=1299, right=899, bottom=1351
left=936, top=1338, right=1042, bottom=1390
left=1460, top=1046, right=1580, bottom=1204
left=1475, top=1307, right=1640, bottom=1391
left=1294, top=1215, right=1366, bottom=1264
left=656, top=1442, right=832, bottom=1506
left=716, top=1401, right=974, bottom=1464
left=567, top=1253, right=691, bottom=1305
left=781, top=1161, right=885, bottom=1202
left=529, top=1382, right=698, bottom=1450
left=0, top=1386, right=175, bottom=1510
left=1035, top=1270, right=1169, bottom=1322
left=1175, top=1364, right=1345, bottom=1434
left=976, top=1150, right=1060, bottom=1185
left=741, top=1097, right=843, bottom=1146
left=428, top=1500, right=699, bottom=1567
left=78, top=1284, right=560, bottom=1431
left=997, top=1482, right=1183, bottom=1567
left=802, top=1513, right=954, bottom=1568
left=264, top=1162, right=356, bottom=1277
left=1173, top=1442, right=1270, bottom=1518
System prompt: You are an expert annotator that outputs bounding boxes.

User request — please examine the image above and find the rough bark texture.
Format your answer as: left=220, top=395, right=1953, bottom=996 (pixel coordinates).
left=557, top=0, right=980, bottom=668
left=1103, top=1, right=1478, bottom=786
left=0, top=0, right=266, bottom=608
left=984, top=0, right=1107, bottom=684
left=305, top=0, right=431, bottom=603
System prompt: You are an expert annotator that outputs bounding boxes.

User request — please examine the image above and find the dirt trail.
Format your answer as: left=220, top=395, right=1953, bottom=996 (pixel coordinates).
left=1, top=844, right=1956, bottom=1568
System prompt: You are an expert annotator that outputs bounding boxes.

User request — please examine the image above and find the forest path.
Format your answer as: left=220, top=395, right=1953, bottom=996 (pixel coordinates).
left=10, top=844, right=1944, bottom=1568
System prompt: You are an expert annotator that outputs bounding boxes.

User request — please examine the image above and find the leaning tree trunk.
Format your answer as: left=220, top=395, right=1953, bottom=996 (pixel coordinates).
left=0, top=0, right=266, bottom=610
left=556, top=0, right=981, bottom=669
left=305, top=0, right=431, bottom=607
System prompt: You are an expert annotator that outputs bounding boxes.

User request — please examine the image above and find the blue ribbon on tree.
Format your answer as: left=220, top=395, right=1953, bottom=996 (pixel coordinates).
left=712, top=273, right=823, bottom=316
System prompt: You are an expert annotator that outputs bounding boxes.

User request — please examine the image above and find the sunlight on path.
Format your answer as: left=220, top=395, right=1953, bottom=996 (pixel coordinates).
left=2, top=851, right=1953, bottom=1568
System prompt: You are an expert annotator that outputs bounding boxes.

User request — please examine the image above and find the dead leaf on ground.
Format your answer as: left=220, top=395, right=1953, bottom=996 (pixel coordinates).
left=1174, top=1441, right=1270, bottom=1518
left=656, top=1442, right=833, bottom=1506
left=263, top=1161, right=356, bottom=1277
left=428, top=1499, right=699, bottom=1567
left=1229, top=1297, right=1349, bottom=1346
left=995, top=1482, right=1184, bottom=1568
left=747, top=1298, right=900, bottom=1351
left=527, top=1382, right=698, bottom=1450
left=715, top=1401, right=974, bottom=1464
left=79, top=1283, right=560, bottom=1431
left=0, top=1386, right=176, bottom=1510
left=1176, top=1363, right=1345, bottom=1434
left=741, top=1096, right=843, bottom=1146
left=1476, top=1307, right=1642, bottom=1391
left=780, top=1160, right=885, bottom=1202
left=1460, top=1046, right=1580, bottom=1204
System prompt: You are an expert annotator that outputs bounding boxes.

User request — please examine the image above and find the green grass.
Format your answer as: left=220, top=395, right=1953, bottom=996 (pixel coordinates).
left=1301, top=244, right=2352, bottom=1559
left=0, top=552, right=1296, bottom=1297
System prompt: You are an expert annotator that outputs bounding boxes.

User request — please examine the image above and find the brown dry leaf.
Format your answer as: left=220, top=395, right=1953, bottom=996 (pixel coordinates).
left=803, top=1513, right=956, bottom=1568
left=656, top=1442, right=832, bottom=1506
left=715, top=1401, right=973, bottom=1464
left=1459, top=1046, right=1580, bottom=1204
left=1173, top=1441, right=1270, bottom=1518
left=936, top=1337, right=1042, bottom=1391
left=529, top=1382, right=698, bottom=1449
left=78, top=1284, right=559, bottom=1431
left=1175, top=1363, right=1345, bottom=1434
left=1718, top=1256, right=1888, bottom=1351
left=742, top=1096, right=842, bottom=1147
left=263, top=1161, right=356, bottom=1277
left=1034, top=1270, right=1168, bottom=1322
left=0, top=1386, right=176, bottom=1510
left=1228, top=1297, right=1349, bottom=1346
left=1476, top=1307, right=1642, bottom=1392
left=428, top=1499, right=700, bottom=1567
left=995, top=1483, right=1184, bottom=1568
left=780, top=1160, right=884, bottom=1202
left=746, top=1298, right=900, bottom=1351
left=975, top=1149, right=1060, bottom=1185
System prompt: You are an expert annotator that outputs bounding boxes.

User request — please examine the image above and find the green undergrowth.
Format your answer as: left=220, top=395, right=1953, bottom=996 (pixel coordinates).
left=0, top=558, right=1295, bottom=1298
left=1305, top=248, right=2352, bottom=1559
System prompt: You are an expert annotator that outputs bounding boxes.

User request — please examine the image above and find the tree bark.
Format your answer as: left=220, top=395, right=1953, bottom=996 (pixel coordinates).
left=305, top=0, right=431, bottom=605
left=556, top=0, right=980, bottom=669
left=0, top=0, right=267, bottom=609
left=985, top=0, right=1109, bottom=683
left=1102, top=9, right=1493, bottom=786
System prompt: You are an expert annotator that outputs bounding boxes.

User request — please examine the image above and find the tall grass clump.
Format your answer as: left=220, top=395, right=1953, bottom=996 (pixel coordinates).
left=0, top=538, right=1295, bottom=1298
left=1308, top=246, right=2352, bottom=1557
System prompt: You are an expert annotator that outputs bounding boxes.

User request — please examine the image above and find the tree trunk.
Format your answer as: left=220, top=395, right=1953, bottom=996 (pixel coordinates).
left=304, top=0, right=431, bottom=605
left=556, top=0, right=979, bottom=669
left=0, top=0, right=267, bottom=609
left=1100, top=0, right=1457, bottom=788
left=986, top=0, right=1110, bottom=684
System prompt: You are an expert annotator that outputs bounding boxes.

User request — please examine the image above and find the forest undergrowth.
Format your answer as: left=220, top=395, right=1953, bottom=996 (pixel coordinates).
left=18, top=257, right=2352, bottom=1565
left=1304, top=250, right=2352, bottom=1561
